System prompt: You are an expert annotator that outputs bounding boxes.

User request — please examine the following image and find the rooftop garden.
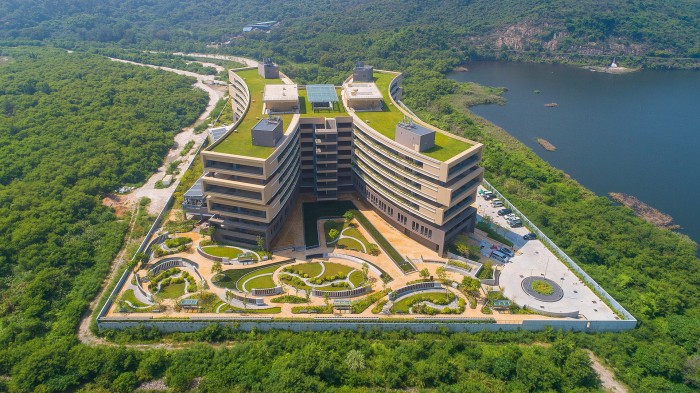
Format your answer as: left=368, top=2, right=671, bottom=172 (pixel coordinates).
left=299, top=88, right=347, bottom=117
left=212, top=68, right=293, bottom=158
left=357, top=72, right=472, bottom=162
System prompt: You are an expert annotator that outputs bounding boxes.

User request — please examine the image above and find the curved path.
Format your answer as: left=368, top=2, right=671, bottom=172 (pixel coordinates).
left=77, top=57, right=227, bottom=346
left=241, top=273, right=274, bottom=292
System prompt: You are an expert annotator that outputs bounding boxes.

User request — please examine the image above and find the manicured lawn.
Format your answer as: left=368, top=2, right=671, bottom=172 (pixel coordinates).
left=340, top=226, right=371, bottom=250
left=158, top=282, right=186, bottom=299
left=211, top=68, right=293, bottom=158
left=337, top=237, right=364, bottom=251
left=391, top=292, right=454, bottom=314
left=356, top=72, right=471, bottom=162
left=202, top=246, right=247, bottom=259
left=302, top=200, right=358, bottom=247
left=212, top=260, right=292, bottom=290
left=293, top=262, right=323, bottom=278
left=322, top=262, right=354, bottom=278
left=241, top=274, right=276, bottom=291
left=476, top=221, right=514, bottom=247
left=348, top=270, right=365, bottom=287
left=122, top=289, right=149, bottom=308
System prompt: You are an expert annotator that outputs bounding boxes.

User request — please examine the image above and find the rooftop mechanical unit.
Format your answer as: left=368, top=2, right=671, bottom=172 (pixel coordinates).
left=395, top=117, right=435, bottom=152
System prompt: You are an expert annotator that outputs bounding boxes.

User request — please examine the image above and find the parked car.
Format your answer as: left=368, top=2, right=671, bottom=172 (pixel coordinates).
left=490, top=250, right=510, bottom=263
left=499, top=247, right=515, bottom=257
left=483, top=193, right=496, bottom=200
left=491, top=200, right=503, bottom=207
left=507, top=218, right=522, bottom=228
left=505, top=213, right=518, bottom=220
left=497, top=208, right=512, bottom=216
left=523, top=233, right=537, bottom=240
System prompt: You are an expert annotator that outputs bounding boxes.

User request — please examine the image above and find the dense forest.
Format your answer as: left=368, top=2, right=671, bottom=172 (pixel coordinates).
left=0, top=1, right=699, bottom=392
left=0, top=47, right=208, bottom=391
left=1, top=0, right=700, bottom=68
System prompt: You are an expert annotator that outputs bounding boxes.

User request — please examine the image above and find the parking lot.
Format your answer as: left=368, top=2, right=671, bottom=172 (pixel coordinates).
left=475, top=187, right=619, bottom=321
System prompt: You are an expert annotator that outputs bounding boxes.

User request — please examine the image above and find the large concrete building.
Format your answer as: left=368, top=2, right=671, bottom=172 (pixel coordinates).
left=196, top=63, right=483, bottom=254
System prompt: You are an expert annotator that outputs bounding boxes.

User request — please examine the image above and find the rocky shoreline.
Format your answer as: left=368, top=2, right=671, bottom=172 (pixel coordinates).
left=610, top=192, right=680, bottom=230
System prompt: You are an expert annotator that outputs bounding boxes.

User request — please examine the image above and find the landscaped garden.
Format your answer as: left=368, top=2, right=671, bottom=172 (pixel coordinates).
left=201, top=245, right=252, bottom=260
left=279, top=261, right=360, bottom=292
left=236, top=264, right=281, bottom=291
left=211, top=260, right=293, bottom=290
left=302, top=200, right=358, bottom=247
left=149, top=268, right=197, bottom=299
left=390, top=291, right=460, bottom=314
left=324, top=219, right=375, bottom=254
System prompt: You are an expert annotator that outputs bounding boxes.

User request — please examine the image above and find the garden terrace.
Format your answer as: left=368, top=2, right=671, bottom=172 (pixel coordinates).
left=212, top=259, right=294, bottom=290
left=302, top=200, right=358, bottom=247
left=355, top=72, right=472, bottom=162
left=211, top=68, right=294, bottom=158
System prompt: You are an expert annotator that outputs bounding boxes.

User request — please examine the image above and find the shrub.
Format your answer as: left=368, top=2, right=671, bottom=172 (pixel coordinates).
left=270, top=295, right=307, bottom=304
left=368, top=244, right=380, bottom=256
left=372, top=299, right=388, bottom=314
left=531, top=279, right=555, bottom=295
left=328, top=228, right=339, bottom=239
left=343, top=211, right=354, bottom=222
left=165, top=237, right=192, bottom=248
left=351, top=289, right=391, bottom=313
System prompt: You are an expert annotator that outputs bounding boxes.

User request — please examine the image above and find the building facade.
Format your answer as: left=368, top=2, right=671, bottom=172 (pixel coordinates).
left=195, top=62, right=483, bottom=254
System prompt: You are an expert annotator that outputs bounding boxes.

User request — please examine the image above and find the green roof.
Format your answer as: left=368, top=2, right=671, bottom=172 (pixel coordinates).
left=356, top=72, right=472, bottom=162
left=299, top=88, right=347, bottom=117
left=212, top=69, right=293, bottom=158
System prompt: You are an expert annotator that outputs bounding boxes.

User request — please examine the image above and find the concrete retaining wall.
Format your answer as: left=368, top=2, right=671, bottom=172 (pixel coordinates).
left=97, top=317, right=636, bottom=333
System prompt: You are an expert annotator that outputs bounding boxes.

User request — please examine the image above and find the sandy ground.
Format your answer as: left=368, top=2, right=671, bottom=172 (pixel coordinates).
left=587, top=350, right=629, bottom=393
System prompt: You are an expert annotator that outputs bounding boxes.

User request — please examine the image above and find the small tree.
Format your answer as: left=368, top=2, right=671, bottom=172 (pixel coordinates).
left=328, top=228, right=340, bottom=240
left=225, top=290, right=233, bottom=304
left=419, top=268, right=430, bottom=281
left=367, top=244, right=380, bottom=256
left=462, top=276, right=482, bottom=297
left=211, top=261, right=222, bottom=275
left=256, top=235, right=266, bottom=252
left=305, top=290, right=311, bottom=306
left=455, top=242, right=469, bottom=257
left=436, top=266, right=447, bottom=281
left=361, top=262, right=369, bottom=283
left=343, top=211, right=354, bottom=222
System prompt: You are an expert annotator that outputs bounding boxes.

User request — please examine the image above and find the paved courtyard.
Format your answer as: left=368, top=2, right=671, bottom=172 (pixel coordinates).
left=476, top=187, right=618, bottom=320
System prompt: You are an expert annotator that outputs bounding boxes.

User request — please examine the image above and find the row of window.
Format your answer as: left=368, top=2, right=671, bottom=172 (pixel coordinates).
left=411, top=221, right=433, bottom=239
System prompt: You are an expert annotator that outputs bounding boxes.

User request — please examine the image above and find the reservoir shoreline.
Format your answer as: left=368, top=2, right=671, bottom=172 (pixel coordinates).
left=448, top=61, right=700, bottom=251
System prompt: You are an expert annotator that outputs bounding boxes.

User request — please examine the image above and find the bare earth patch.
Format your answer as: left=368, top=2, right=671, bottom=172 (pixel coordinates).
left=586, top=350, right=629, bottom=393
left=610, top=192, right=679, bottom=229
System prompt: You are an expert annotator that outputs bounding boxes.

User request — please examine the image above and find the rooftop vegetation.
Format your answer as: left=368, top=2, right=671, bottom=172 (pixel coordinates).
left=211, top=69, right=293, bottom=158
left=357, top=72, right=472, bottom=162
left=299, top=88, right=347, bottom=117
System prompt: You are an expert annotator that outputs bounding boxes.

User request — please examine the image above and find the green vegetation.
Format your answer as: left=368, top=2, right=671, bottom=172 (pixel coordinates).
left=350, top=209, right=414, bottom=273
left=202, top=245, right=246, bottom=259
left=292, top=305, right=333, bottom=314
left=288, top=262, right=323, bottom=278
left=211, top=69, right=293, bottom=157
left=211, top=260, right=292, bottom=290
left=476, top=220, right=514, bottom=247
left=351, top=289, right=391, bottom=314
left=299, top=88, right=347, bottom=117
left=164, top=236, right=192, bottom=248
left=158, top=282, right=186, bottom=299
left=358, top=72, right=472, bottom=162
left=120, top=290, right=148, bottom=308
left=531, top=280, right=555, bottom=296
left=237, top=264, right=280, bottom=291
left=302, top=200, right=357, bottom=246
left=180, top=140, right=195, bottom=156
left=173, top=151, right=203, bottom=206
left=348, top=270, right=365, bottom=287
left=270, top=295, right=307, bottom=304
left=93, top=48, right=220, bottom=74
left=476, top=261, right=495, bottom=280
left=279, top=274, right=311, bottom=291
left=0, top=46, right=210, bottom=393
left=371, top=299, right=388, bottom=314
left=391, top=291, right=456, bottom=314
left=219, top=305, right=282, bottom=314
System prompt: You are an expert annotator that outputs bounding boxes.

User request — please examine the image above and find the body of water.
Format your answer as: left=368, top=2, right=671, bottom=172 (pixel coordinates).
left=449, top=61, right=700, bottom=248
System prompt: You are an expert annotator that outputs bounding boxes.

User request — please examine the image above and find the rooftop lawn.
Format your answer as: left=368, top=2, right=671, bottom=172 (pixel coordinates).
left=212, top=69, right=293, bottom=158
left=299, top=88, right=347, bottom=118
left=357, top=72, right=472, bottom=162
